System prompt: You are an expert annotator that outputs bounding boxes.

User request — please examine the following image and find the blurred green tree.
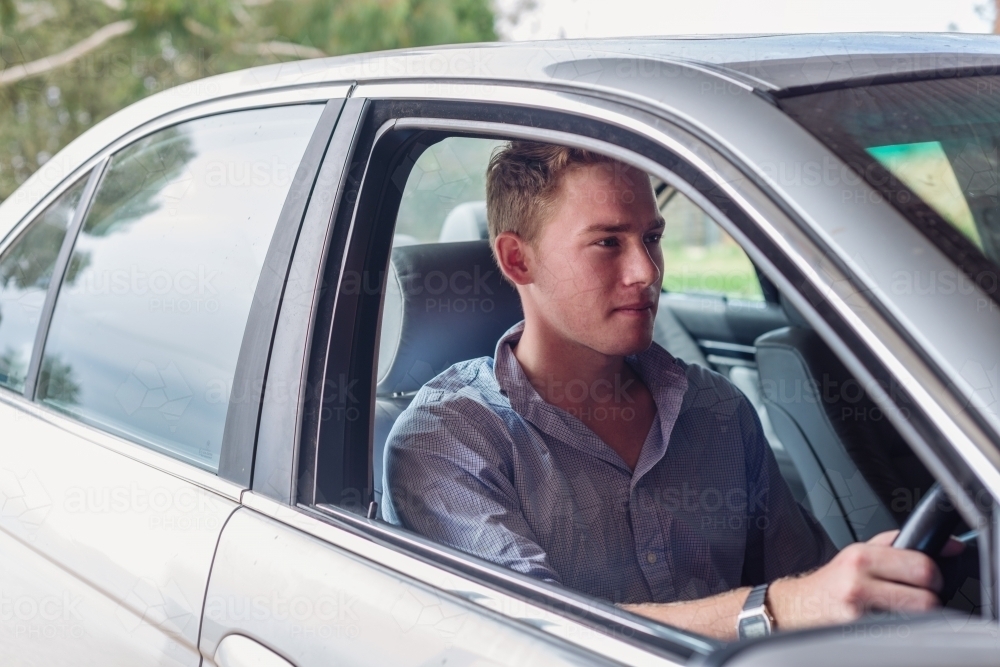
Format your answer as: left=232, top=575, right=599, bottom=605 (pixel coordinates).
left=0, top=0, right=498, bottom=201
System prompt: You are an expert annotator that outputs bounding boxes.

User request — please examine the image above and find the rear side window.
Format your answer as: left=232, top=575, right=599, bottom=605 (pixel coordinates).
left=393, top=136, right=504, bottom=246
left=0, top=176, right=88, bottom=393
left=37, top=105, right=323, bottom=471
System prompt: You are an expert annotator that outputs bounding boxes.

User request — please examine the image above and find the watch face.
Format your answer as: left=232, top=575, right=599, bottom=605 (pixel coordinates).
left=738, top=615, right=770, bottom=640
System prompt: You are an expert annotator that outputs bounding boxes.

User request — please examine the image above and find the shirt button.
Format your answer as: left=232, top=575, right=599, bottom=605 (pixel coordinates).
left=646, top=552, right=657, bottom=564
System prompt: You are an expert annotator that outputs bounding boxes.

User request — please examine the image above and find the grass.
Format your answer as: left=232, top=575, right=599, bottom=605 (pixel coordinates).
left=660, top=241, right=763, bottom=300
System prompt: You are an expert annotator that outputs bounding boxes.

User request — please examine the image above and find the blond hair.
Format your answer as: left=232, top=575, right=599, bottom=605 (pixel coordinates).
left=485, top=141, right=622, bottom=248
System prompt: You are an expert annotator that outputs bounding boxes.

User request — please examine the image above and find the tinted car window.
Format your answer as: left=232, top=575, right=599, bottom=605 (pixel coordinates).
left=781, top=77, right=1000, bottom=270
left=0, top=176, right=88, bottom=392
left=37, top=105, right=323, bottom=471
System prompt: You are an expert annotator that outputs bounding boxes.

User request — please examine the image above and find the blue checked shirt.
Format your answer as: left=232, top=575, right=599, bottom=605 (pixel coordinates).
left=382, top=321, right=837, bottom=604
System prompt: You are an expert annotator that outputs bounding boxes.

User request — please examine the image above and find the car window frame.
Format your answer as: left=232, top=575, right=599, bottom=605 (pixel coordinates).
left=0, top=167, right=96, bottom=396
left=260, top=86, right=1000, bottom=659
left=0, top=91, right=348, bottom=494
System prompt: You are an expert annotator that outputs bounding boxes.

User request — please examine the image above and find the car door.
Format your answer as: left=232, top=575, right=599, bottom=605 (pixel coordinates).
left=202, top=71, right=997, bottom=666
left=198, top=94, right=707, bottom=667
left=0, top=99, right=331, bottom=665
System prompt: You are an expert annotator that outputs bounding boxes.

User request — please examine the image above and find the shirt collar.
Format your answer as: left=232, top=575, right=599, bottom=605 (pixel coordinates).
left=492, top=320, right=690, bottom=480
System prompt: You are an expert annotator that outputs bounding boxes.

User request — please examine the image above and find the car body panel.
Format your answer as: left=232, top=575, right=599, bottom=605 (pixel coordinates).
left=0, top=391, right=238, bottom=664
left=201, top=504, right=630, bottom=667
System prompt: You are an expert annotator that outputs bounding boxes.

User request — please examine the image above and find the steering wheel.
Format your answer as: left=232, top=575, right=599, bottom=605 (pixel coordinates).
left=892, top=482, right=962, bottom=555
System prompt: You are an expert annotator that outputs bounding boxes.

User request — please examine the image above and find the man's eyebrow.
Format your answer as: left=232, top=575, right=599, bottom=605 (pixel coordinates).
left=582, top=218, right=665, bottom=234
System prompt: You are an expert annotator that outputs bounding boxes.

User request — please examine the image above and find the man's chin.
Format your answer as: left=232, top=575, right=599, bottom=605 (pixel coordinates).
left=592, top=328, right=654, bottom=357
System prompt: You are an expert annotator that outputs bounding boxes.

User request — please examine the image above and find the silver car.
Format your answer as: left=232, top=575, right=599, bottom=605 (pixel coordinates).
left=0, top=32, right=999, bottom=666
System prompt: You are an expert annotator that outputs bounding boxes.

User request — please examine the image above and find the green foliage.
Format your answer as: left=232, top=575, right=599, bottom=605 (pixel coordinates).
left=0, top=0, right=497, bottom=202
left=37, top=353, right=80, bottom=406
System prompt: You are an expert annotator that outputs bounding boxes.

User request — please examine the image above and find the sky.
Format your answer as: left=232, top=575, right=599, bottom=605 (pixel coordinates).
left=496, top=0, right=995, bottom=40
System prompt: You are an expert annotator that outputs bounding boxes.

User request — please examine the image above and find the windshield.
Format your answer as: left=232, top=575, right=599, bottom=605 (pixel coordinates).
left=780, top=76, right=1000, bottom=285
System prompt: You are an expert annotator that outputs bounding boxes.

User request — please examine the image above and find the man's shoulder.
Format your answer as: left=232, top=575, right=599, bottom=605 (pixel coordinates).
left=676, top=358, right=754, bottom=415
left=411, top=356, right=504, bottom=405
left=393, top=357, right=515, bottom=429
left=385, top=356, right=525, bottom=465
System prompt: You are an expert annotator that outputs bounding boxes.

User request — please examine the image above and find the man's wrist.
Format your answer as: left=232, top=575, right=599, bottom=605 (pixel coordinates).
left=767, top=569, right=818, bottom=631
left=736, top=583, right=775, bottom=639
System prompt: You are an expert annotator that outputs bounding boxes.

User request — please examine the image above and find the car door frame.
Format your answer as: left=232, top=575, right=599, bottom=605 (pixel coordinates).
left=252, top=79, right=1000, bottom=661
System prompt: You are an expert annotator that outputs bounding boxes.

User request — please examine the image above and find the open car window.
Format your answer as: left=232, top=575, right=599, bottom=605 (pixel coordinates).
left=295, top=99, right=989, bottom=660
left=655, top=180, right=763, bottom=302
left=364, top=130, right=976, bottom=641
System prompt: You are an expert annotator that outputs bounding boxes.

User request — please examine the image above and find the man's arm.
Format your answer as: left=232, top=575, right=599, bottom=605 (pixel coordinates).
left=623, top=397, right=960, bottom=639
left=382, top=392, right=561, bottom=583
left=623, top=529, right=962, bottom=640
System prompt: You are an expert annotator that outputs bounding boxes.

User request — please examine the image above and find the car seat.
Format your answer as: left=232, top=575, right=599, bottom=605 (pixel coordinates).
left=755, top=295, right=934, bottom=547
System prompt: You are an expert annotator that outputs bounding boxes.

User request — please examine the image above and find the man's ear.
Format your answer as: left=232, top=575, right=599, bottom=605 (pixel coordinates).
left=494, top=231, right=533, bottom=286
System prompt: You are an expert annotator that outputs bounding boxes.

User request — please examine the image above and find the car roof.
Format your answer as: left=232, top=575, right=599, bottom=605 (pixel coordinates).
left=560, top=33, right=1000, bottom=93
left=219, top=32, right=1000, bottom=97
left=4, top=33, right=999, bottom=242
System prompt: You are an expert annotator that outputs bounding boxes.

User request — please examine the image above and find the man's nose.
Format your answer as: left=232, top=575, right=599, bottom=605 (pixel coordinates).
left=624, top=239, right=661, bottom=288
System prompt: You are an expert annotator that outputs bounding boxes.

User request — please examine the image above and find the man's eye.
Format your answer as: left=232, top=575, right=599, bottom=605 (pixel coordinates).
left=597, top=238, right=619, bottom=247
left=645, top=233, right=662, bottom=244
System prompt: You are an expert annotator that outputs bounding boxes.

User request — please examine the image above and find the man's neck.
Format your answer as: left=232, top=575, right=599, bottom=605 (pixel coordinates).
left=511, top=316, right=657, bottom=472
left=512, top=317, right=633, bottom=410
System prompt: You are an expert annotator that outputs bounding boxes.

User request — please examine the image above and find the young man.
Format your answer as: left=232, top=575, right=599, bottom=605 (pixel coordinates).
left=382, top=141, right=956, bottom=640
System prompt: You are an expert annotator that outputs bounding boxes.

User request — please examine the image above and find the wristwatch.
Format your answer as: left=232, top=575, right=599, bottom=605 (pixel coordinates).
left=736, top=583, right=774, bottom=639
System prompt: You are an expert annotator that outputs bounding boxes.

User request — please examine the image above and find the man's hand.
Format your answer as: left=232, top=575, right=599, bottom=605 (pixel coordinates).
left=621, top=530, right=964, bottom=640
left=768, top=529, right=964, bottom=630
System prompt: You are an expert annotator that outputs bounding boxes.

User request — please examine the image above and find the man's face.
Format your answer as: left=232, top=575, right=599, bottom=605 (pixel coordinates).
left=524, top=162, right=664, bottom=357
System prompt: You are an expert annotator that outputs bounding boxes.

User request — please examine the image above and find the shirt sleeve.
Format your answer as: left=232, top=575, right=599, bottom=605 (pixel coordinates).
left=738, top=396, right=839, bottom=585
left=381, top=391, right=561, bottom=584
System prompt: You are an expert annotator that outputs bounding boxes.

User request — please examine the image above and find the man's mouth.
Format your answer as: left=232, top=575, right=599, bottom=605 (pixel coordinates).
left=614, top=301, right=656, bottom=315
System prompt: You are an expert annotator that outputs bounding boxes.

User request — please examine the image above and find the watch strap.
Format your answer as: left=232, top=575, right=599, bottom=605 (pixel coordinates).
left=743, top=583, right=768, bottom=612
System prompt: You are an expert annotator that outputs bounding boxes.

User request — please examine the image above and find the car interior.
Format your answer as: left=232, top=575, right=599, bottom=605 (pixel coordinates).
left=312, top=125, right=984, bottom=640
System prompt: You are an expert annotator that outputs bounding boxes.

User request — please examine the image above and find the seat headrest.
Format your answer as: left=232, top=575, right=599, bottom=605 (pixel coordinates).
left=377, top=240, right=523, bottom=396
left=779, top=291, right=812, bottom=330
left=437, top=201, right=488, bottom=242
